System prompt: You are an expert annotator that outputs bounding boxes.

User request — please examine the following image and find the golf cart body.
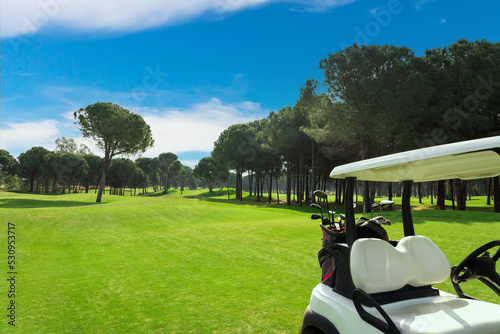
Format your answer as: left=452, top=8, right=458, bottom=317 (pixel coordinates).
left=301, top=136, right=500, bottom=334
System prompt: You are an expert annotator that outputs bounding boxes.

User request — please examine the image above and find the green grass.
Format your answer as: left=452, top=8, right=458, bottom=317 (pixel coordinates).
left=0, top=190, right=499, bottom=333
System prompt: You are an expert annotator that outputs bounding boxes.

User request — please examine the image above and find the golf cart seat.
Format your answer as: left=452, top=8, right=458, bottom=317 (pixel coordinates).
left=350, top=236, right=500, bottom=333
left=351, top=236, right=450, bottom=293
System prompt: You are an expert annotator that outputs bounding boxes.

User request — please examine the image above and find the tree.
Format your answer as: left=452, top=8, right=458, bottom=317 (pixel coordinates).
left=320, top=44, right=420, bottom=212
left=0, top=150, right=18, bottom=189
left=194, top=157, right=218, bottom=192
left=0, top=150, right=17, bottom=176
left=18, top=146, right=51, bottom=192
left=183, top=166, right=198, bottom=190
left=74, top=102, right=154, bottom=202
left=158, top=153, right=178, bottom=193
left=267, top=107, right=306, bottom=205
left=41, top=152, right=61, bottom=193
left=58, top=153, right=89, bottom=194
left=136, top=157, right=161, bottom=192
left=421, top=40, right=500, bottom=209
left=78, top=144, right=92, bottom=155
left=55, top=137, right=78, bottom=153
left=178, top=168, right=187, bottom=194
left=107, top=158, right=137, bottom=195
left=169, top=160, right=184, bottom=189
left=130, top=166, right=147, bottom=195
left=82, top=154, right=103, bottom=193
left=212, top=123, right=259, bottom=201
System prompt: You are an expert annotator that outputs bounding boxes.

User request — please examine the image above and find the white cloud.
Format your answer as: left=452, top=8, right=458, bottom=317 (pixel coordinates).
left=287, top=0, right=356, bottom=12
left=0, top=120, right=60, bottom=156
left=180, top=160, right=202, bottom=168
left=0, top=0, right=270, bottom=38
left=1, top=0, right=358, bottom=38
left=139, top=97, right=267, bottom=156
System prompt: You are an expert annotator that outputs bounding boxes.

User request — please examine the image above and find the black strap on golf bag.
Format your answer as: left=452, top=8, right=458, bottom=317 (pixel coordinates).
left=318, top=247, right=338, bottom=286
left=318, top=225, right=345, bottom=287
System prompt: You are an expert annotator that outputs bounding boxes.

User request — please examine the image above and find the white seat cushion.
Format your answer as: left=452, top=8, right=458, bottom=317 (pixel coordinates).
left=350, top=236, right=450, bottom=294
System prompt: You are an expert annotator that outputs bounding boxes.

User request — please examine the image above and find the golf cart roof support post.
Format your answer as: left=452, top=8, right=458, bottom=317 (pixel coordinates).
left=345, top=177, right=357, bottom=245
left=402, top=180, right=415, bottom=236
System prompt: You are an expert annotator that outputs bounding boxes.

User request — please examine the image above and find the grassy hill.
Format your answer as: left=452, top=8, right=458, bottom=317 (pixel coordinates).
left=0, top=189, right=499, bottom=333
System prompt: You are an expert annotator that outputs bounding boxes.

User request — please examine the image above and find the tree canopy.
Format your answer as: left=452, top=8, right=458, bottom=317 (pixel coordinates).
left=74, top=102, right=154, bottom=202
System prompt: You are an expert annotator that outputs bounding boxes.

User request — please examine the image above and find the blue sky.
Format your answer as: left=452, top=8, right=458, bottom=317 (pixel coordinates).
left=1, top=0, right=499, bottom=167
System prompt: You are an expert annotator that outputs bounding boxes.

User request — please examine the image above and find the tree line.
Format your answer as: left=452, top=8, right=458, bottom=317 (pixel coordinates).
left=195, top=39, right=500, bottom=212
left=0, top=138, right=199, bottom=196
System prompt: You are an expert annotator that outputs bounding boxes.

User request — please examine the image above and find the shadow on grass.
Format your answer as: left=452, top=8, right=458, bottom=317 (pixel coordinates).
left=182, top=188, right=344, bottom=214
left=0, top=198, right=103, bottom=209
left=184, top=188, right=236, bottom=199
left=142, top=191, right=168, bottom=197
left=184, top=189, right=500, bottom=221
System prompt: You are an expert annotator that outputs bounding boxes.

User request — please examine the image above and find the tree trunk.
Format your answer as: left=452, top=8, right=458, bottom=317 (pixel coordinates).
left=29, top=175, right=34, bottom=192
left=355, top=180, right=358, bottom=203
left=268, top=171, right=273, bottom=204
left=369, top=182, right=377, bottom=210
left=437, top=180, right=445, bottom=210
left=335, top=179, right=339, bottom=204
left=260, top=178, right=264, bottom=198
left=276, top=176, right=280, bottom=205
left=286, top=162, right=291, bottom=206
left=305, top=169, right=309, bottom=204
left=240, top=170, right=243, bottom=201
left=52, top=177, right=57, bottom=194
left=454, top=179, right=467, bottom=211
left=449, top=179, right=455, bottom=210
left=256, top=175, right=260, bottom=201
left=310, top=140, right=316, bottom=204
left=430, top=182, right=434, bottom=205
left=493, top=176, right=500, bottom=213
left=418, top=183, right=422, bottom=204
left=248, top=170, right=253, bottom=197
left=486, top=178, right=492, bottom=205
left=298, top=154, right=303, bottom=207
left=96, top=169, right=107, bottom=203
left=362, top=181, right=371, bottom=213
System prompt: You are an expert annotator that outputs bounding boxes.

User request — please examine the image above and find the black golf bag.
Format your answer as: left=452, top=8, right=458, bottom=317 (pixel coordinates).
left=318, top=226, right=345, bottom=287
left=317, top=219, right=388, bottom=287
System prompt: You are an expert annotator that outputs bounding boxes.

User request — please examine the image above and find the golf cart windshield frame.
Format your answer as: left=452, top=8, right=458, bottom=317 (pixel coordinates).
left=331, top=136, right=500, bottom=245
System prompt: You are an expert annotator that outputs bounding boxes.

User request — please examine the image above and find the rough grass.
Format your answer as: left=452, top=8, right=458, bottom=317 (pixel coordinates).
left=0, top=190, right=499, bottom=333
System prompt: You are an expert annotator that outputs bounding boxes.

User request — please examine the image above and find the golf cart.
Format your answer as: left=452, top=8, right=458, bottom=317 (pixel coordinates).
left=301, top=135, right=500, bottom=334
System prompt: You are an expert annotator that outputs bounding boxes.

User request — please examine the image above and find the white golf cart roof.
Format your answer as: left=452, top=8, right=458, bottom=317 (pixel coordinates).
left=330, top=136, right=500, bottom=182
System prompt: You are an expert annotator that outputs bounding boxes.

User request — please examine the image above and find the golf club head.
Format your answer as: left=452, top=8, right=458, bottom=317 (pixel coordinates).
left=373, top=216, right=391, bottom=226
left=311, top=213, right=322, bottom=220
left=313, top=190, right=328, bottom=200
left=310, top=203, right=322, bottom=211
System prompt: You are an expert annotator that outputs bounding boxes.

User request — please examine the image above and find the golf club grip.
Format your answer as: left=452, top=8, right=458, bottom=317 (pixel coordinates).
left=320, top=223, right=341, bottom=237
